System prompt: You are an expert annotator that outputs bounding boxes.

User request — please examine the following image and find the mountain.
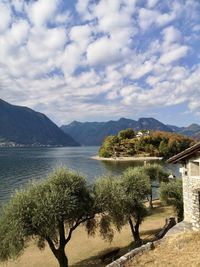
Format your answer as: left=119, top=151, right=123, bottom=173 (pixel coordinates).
left=167, top=123, right=200, bottom=137
left=0, top=99, right=79, bottom=146
left=61, top=117, right=173, bottom=146
left=136, top=118, right=172, bottom=131
left=166, top=124, right=184, bottom=133
left=180, top=124, right=200, bottom=137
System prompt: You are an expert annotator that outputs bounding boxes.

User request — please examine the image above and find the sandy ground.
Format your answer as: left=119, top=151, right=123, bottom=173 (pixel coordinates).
left=0, top=202, right=173, bottom=267
left=91, top=156, right=163, bottom=161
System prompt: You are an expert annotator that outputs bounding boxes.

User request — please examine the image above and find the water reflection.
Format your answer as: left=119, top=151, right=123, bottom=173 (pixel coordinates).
left=101, top=160, right=145, bottom=175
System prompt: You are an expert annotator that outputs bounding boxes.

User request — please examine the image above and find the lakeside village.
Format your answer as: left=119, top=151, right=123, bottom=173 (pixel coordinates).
left=0, top=128, right=200, bottom=267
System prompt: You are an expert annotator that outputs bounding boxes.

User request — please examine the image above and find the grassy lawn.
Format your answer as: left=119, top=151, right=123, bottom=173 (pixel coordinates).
left=0, top=201, right=174, bottom=267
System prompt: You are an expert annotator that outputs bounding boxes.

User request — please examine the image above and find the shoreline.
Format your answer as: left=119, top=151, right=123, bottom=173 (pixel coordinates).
left=91, top=155, right=163, bottom=161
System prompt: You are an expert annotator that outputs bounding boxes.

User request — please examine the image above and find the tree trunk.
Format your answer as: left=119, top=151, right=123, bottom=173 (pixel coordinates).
left=149, top=191, right=153, bottom=209
left=128, top=217, right=142, bottom=246
left=134, top=219, right=142, bottom=246
left=57, top=249, right=68, bottom=267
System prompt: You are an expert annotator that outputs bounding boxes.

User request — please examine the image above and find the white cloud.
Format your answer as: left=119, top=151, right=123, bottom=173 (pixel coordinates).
left=0, top=0, right=199, bottom=124
left=162, top=26, right=181, bottom=44
left=193, top=24, right=200, bottom=32
left=94, top=0, right=121, bottom=17
left=11, top=0, right=24, bottom=13
left=106, top=90, right=119, bottom=100
left=131, top=60, right=155, bottom=80
left=138, top=8, right=158, bottom=30
left=0, top=3, right=12, bottom=33
left=8, top=20, right=29, bottom=46
left=147, top=0, right=159, bottom=8
left=139, top=3, right=181, bottom=31
left=54, top=12, right=71, bottom=25
left=105, top=66, right=123, bottom=83
left=69, top=25, right=91, bottom=50
left=159, top=45, right=189, bottom=65
left=61, top=43, right=82, bottom=76
left=66, top=70, right=101, bottom=91
left=76, top=0, right=91, bottom=19
left=99, top=12, right=131, bottom=32
left=156, top=12, right=176, bottom=27
left=27, top=0, right=59, bottom=27
left=27, top=27, right=66, bottom=61
left=87, top=37, right=125, bottom=66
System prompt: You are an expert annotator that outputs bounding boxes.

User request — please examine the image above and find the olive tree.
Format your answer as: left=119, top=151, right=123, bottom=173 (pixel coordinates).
left=0, top=169, right=96, bottom=267
left=121, top=168, right=151, bottom=245
left=94, top=176, right=126, bottom=242
left=159, top=179, right=183, bottom=222
left=143, top=164, right=169, bottom=209
left=95, top=168, right=151, bottom=246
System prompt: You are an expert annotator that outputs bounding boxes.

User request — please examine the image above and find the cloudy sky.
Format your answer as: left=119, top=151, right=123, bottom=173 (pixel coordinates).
left=0, top=0, right=200, bottom=126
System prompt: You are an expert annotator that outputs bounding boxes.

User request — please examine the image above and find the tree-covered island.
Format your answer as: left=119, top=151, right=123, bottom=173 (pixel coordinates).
left=99, top=129, right=195, bottom=159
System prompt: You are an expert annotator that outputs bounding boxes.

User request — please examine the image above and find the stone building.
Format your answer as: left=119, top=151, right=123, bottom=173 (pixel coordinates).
left=167, top=142, right=200, bottom=230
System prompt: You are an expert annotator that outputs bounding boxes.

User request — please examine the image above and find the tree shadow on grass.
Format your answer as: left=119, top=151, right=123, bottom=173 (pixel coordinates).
left=70, top=246, right=120, bottom=266
left=70, top=226, right=162, bottom=267
left=141, top=227, right=162, bottom=237
left=71, top=203, right=169, bottom=267
left=72, top=243, right=145, bottom=266
left=141, top=228, right=162, bottom=242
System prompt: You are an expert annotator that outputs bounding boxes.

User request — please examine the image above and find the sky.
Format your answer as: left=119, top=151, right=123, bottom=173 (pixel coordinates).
left=0, top=0, right=200, bottom=126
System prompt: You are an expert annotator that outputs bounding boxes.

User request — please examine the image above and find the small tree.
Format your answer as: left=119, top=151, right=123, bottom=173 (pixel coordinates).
left=143, top=164, right=169, bottom=209
left=95, top=168, right=151, bottom=246
left=0, top=169, right=96, bottom=267
left=159, top=179, right=183, bottom=222
left=94, top=177, right=125, bottom=241
left=121, top=168, right=151, bottom=245
left=99, top=135, right=119, bottom=158
left=118, top=128, right=135, bottom=140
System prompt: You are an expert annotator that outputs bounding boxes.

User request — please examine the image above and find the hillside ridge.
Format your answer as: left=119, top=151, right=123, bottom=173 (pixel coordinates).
left=61, top=117, right=200, bottom=146
left=0, top=99, right=79, bottom=147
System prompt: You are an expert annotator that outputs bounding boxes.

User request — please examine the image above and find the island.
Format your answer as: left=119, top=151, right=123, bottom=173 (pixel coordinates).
left=95, top=129, right=195, bottom=161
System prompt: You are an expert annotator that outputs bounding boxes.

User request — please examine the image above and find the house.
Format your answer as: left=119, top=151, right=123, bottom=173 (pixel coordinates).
left=167, top=142, right=200, bottom=230
left=136, top=130, right=150, bottom=138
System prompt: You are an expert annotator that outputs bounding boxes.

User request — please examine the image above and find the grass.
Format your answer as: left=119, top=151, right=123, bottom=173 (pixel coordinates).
left=0, top=201, right=174, bottom=267
left=127, top=230, right=200, bottom=267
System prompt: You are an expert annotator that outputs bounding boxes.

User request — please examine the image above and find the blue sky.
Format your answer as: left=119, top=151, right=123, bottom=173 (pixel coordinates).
left=0, top=0, right=200, bottom=126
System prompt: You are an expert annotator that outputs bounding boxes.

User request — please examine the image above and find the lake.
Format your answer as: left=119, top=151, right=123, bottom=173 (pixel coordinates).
left=0, top=146, right=179, bottom=203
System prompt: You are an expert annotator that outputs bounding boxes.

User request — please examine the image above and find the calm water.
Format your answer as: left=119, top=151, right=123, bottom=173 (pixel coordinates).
left=0, top=146, right=179, bottom=203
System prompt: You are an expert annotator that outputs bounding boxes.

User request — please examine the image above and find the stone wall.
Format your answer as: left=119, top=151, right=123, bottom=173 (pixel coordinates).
left=183, top=169, right=200, bottom=229
left=106, top=240, right=162, bottom=267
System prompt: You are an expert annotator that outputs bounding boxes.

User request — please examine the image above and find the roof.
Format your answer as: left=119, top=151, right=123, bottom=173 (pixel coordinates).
left=167, top=142, right=200, bottom=164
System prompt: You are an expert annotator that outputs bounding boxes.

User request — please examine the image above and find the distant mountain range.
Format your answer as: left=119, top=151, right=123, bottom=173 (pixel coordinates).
left=1, top=98, right=200, bottom=147
left=0, top=99, right=79, bottom=147
left=172, top=123, right=200, bottom=137
left=61, top=118, right=200, bottom=146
